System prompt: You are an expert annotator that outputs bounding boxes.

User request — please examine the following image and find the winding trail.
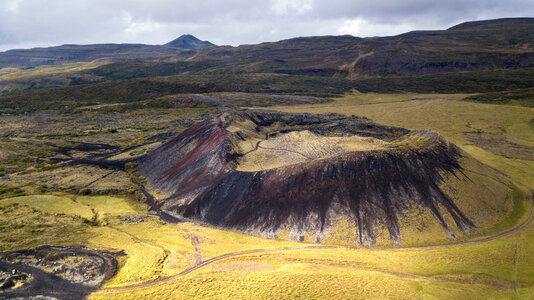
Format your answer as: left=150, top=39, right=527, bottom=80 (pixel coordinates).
left=182, top=229, right=203, bottom=266
left=95, top=190, right=534, bottom=294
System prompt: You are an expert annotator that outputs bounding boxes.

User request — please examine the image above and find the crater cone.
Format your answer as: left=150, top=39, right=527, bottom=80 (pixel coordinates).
left=139, top=110, right=519, bottom=246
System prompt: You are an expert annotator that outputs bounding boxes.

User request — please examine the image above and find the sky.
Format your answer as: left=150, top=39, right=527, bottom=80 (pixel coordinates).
left=1, top=0, right=534, bottom=51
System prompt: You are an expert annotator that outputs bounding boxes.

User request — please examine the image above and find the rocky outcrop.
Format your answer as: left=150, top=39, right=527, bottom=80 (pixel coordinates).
left=0, top=245, right=121, bottom=298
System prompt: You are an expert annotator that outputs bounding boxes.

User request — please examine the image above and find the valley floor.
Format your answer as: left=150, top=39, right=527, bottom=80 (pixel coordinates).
left=1, top=92, right=533, bottom=299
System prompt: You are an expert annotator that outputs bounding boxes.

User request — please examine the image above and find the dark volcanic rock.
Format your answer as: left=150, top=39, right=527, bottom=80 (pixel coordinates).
left=0, top=245, right=121, bottom=299
left=139, top=110, right=480, bottom=246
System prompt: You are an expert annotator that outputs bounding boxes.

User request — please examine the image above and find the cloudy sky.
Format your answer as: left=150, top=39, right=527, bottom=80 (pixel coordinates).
left=1, top=0, right=533, bottom=51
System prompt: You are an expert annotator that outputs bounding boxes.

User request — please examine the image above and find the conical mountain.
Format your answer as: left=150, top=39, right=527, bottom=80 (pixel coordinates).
left=164, top=34, right=215, bottom=50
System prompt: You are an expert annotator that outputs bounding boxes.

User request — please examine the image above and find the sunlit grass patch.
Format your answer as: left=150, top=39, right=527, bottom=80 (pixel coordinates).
left=179, top=222, right=299, bottom=258
left=0, top=62, right=102, bottom=82
left=88, top=226, right=168, bottom=287
left=76, top=195, right=146, bottom=217
left=90, top=258, right=516, bottom=299
left=0, top=194, right=94, bottom=219
left=111, top=222, right=195, bottom=275
left=0, top=203, right=91, bottom=251
left=462, top=145, right=534, bottom=189
left=236, top=130, right=388, bottom=172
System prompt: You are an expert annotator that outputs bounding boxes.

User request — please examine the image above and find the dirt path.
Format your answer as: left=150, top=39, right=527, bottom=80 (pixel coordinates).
left=181, top=229, right=202, bottom=266
left=93, top=191, right=534, bottom=294
left=96, top=234, right=530, bottom=295
left=95, top=246, right=340, bottom=294
left=348, top=51, right=375, bottom=79
left=108, top=226, right=170, bottom=258
left=98, top=180, right=533, bottom=295
left=240, top=137, right=314, bottom=160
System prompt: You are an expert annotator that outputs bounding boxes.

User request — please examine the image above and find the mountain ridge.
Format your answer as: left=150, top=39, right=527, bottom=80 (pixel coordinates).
left=1, top=18, right=533, bottom=77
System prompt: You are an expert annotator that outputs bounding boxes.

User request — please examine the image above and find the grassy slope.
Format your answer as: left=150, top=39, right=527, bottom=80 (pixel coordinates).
left=0, top=62, right=102, bottom=82
left=0, top=62, right=103, bottom=92
left=0, top=195, right=94, bottom=220
left=465, top=87, right=534, bottom=107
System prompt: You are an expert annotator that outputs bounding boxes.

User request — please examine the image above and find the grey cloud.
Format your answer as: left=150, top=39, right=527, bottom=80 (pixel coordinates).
left=1, top=0, right=534, bottom=51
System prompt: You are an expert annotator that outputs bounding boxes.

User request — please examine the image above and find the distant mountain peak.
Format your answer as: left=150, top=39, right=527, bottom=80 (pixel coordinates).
left=164, top=34, right=215, bottom=50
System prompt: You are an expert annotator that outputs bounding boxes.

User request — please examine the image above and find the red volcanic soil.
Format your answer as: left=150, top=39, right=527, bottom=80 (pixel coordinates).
left=139, top=110, right=479, bottom=246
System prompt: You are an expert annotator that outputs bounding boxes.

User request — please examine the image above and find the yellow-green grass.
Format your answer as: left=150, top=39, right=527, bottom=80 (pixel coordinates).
left=179, top=222, right=301, bottom=258
left=0, top=204, right=91, bottom=251
left=236, top=130, right=387, bottom=172
left=0, top=194, right=302, bottom=290
left=4, top=166, right=133, bottom=195
left=90, top=266, right=425, bottom=299
left=0, top=195, right=94, bottom=220
left=106, top=142, right=161, bottom=160
left=76, top=195, right=146, bottom=218
left=267, top=92, right=534, bottom=148
left=89, top=258, right=518, bottom=300
left=103, top=222, right=196, bottom=279
left=92, top=207, right=534, bottom=299
left=91, top=220, right=300, bottom=288
left=72, top=195, right=197, bottom=285
left=333, top=91, right=475, bottom=105
left=2, top=192, right=529, bottom=299
left=0, top=189, right=532, bottom=299
left=0, top=61, right=102, bottom=81
left=438, top=158, right=529, bottom=238
left=0, top=194, right=193, bottom=286
left=87, top=226, right=170, bottom=287
left=230, top=228, right=534, bottom=287
left=462, top=145, right=534, bottom=189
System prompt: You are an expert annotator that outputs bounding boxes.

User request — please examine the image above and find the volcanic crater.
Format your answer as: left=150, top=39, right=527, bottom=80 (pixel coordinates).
left=139, top=110, right=516, bottom=246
